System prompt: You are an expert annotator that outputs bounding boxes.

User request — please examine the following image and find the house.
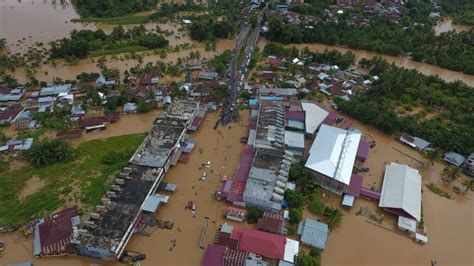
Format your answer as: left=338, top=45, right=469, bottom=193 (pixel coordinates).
left=140, top=73, right=161, bottom=85
left=257, top=212, right=288, bottom=235
left=104, top=112, right=120, bottom=123
left=33, top=206, right=80, bottom=257
left=379, top=163, right=421, bottom=221
left=301, top=101, right=330, bottom=136
left=260, top=71, right=276, bottom=82
left=96, top=75, right=119, bottom=87
left=123, top=102, right=138, bottom=114
left=305, top=125, right=362, bottom=195
left=215, top=225, right=298, bottom=263
left=443, top=152, right=465, bottom=167
left=80, top=117, right=106, bottom=131
left=297, top=219, right=329, bottom=250
left=0, top=87, right=24, bottom=102
left=0, top=138, right=33, bottom=153
left=399, top=133, right=431, bottom=151
left=0, top=107, right=23, bottom=124
left=462, top=153, right=474, bottom=178
left=198, top=71, right=218, bottom=81
left=71, top=105, right=86, bottom=117
left=56, top=129, right=83, bottom=139
left=284, top=130, right=305, bottom=156
left=40, top=84, right=71, bottom=97
left=38, top=96, right=54, bottom=112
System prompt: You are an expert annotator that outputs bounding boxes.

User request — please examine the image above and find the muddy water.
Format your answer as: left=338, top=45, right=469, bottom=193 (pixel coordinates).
left=11, top=38, right=235, bottom=84
left=0, top=0, right=95, bottom=54
left=319, top=116, right=474, bottom=266
left=71, top=110, right=162, bottom=146
left=126, top=111, right=255, bottom=265
left=257, top=39, right=474, bottom=86
left=0, top=111, right=252, bottom=266
left=433, top=18, right=474, bottom=36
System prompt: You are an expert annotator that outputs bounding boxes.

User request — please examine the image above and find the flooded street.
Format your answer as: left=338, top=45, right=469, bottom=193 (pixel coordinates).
left=433, top=18, right=474, bottom=36
left=257, top=39, right=474, bottom=86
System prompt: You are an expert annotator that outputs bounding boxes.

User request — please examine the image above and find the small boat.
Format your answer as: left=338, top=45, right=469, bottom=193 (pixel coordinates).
left=0, top=240, right=5, bottom=251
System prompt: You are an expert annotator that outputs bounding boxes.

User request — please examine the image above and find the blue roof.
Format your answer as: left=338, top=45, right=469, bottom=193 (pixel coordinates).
left=297, top=219, right=329, bottom=250
left=261, top=96, right=284, bottom=101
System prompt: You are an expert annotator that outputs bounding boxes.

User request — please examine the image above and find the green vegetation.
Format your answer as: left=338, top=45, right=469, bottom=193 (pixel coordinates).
left=211, top=85, right=229, bottom=104
left=452, top=12, right=474, bottom=25
left=426, top=183, right=452, bottom=199
left=285, top=189, right=306, bottom=208
left=296, top=249, right=321, bottom=266
left=208, top=49, right=233, bottom=74
left=26, top=140, right=74, bottom=167
left=441, top=166, right=461, bottom=184
left=72, top=0, right=159, bottom=18
left=0, top=134, right=145, bottom=227
left=72, top=14, right=151, bottom=25
left=266, top=3, right=474, bottom=74
left=289, top=207, right=303, bottom=224
left=308, top=189, right=325, bottom=215
left=248, top=47, right=261, bottom=70
left=247, top=206, right=264, bottom=224
left=50, top=26, right=168, bottom=60
left=32, top=107, right=73, bottom=130
left=336, top=58, right=474, bottom=155
left=189, top=17, right=235, bottom=42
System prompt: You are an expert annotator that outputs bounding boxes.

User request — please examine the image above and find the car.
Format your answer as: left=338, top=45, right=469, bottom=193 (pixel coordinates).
left=191, top=204, right=197, bottom=214
left=200, top=172, right=208, bottom=180
left=206, top=161, right=211, bottom=168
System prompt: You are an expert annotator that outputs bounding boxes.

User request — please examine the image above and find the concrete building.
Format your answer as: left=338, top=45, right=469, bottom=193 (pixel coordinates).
left=463, top=153, right=474, bottom=177
left=379, top=163, right=421, bottom=221
left=305, top=125, right=362, bottom=195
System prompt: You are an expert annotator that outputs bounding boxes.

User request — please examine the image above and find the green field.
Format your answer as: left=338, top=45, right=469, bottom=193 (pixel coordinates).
left=0, top=134, right=145, bottom=227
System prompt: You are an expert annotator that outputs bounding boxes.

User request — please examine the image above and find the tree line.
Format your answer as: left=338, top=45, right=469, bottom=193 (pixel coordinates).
left=72, top=0, right=160, bottom=18
left=336, top=57, right=474, bottom=155
left=49, top=25, right=168, bottom=60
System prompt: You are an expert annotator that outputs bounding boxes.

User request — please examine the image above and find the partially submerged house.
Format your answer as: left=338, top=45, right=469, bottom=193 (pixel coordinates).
left=0, top=87, right=24, bottom=102
left=305, top=125, right=362, bottom=195
left=33, top=206, right=80, bottom=257
left=257, top=212, right=288, bottom=235
left=463, top=153, right=474, bottom=178
left=399, top=133, right=431, bottom=151
left=443, top=152, right=465, bottom=167
left=379, top=163, right=421, bottom=221
left=80, top=117, right=106, bottom=132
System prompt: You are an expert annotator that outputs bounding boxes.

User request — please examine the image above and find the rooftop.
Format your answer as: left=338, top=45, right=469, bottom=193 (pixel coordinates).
left=297, top=219, right=329, bottom=250
left=379, top=163, right=421, bottom=221
left=166, top=100, right=199, bottom=121
left=305, top=125, right=362, bottom=186
left=130, top=117, right=187, bottom=168
left=254, top=103, right=286, bottom=150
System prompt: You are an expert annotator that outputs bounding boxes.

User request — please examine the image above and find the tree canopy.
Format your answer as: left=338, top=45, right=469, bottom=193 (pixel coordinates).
left=26, top=140, right=74, bottom=167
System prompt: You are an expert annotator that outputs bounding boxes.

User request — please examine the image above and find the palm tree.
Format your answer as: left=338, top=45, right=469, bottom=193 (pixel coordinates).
left=426, top=149, right=441, bottom=165
left=441, top=166, right=461, bottom=184
left=461, top=178, right=474, bottom=192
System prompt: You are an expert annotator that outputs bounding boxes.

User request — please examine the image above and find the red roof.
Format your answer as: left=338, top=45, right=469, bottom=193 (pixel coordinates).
left=238, top=229, right=286, bottom=259
left=80, top=117, right=105, bottom=128
left=0, top=108, right=22, bottom=121
left=202, top=244, right=227, bottom=266
left=347, top=174, right=363, bottom=197
left=104, top=112, right=120, bottom=123
left=338, top=120, right=352, bottom=130
left=285, top=110, right=305, bottom=121
left=56, top=129, right=82, bottom=139
left=257, top=212, right=287, bottom=235
left=38, top=206, right=79, bottom=256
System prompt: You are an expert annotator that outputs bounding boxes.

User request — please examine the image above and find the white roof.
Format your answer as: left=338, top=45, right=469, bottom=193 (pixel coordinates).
left=305, top=125, right=361, bottom=185
left=379, top=163, right=421, bottom=221
left=283, top=238, right=299, bottom=263
left=284, top=131, right=305, bottom=149
left=398, top=216, right=417, bottom=233
left=342, top=194, right=355, bottom=207
left=301, top=101, right=329, bottom=134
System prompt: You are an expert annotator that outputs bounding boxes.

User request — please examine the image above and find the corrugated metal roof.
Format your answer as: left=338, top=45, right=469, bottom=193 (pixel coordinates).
left=301, top=101, right=329, bottom=134
left=305, top=125, right=361, bottom=185
left=284, top=131, right=305, bottom=149
left=297, top=219, right=329, bottom=250
left=379, top=163, right=421, bottom=221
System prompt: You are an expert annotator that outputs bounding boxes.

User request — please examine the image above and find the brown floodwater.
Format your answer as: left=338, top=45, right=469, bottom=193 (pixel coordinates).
left=433, top=18, right=474, bottom=36
left=257, top=39, right=474, bottom=86
left=10, top=38, right=235, bottom=84
left=71, top=110, right=162, bottom=146
left=319, top=116, right=474, bottom=266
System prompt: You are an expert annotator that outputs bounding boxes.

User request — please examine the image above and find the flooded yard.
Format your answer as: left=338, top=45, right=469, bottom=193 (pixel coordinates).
left=433, top=18, right=474, bottom=36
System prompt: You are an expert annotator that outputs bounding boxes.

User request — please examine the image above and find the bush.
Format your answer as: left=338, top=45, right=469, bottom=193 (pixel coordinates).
left=289, top=207, right=303, bottom=224
left=101, top=151, right=130, bottom=165
left=308, top=190, right=326, bottom=215
left=247, top=207, right=263, bottom=224
left=26, top=140, right=74, bottom=167
left=285, top=189, right=305, bottom=208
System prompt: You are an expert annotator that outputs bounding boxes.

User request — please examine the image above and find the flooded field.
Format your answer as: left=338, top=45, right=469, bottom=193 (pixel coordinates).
left=433, top=18, right=474, bottom=36
left=71, top=110, right=162, bottom=146
left=10, top=38, right=235, bottom=84
left=257, top=39, right=474, bottom=86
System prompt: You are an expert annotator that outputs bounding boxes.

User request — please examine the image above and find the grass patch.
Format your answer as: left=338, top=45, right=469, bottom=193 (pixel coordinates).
left=0, top=134, right=145, bottom=227
left=426, top=183, right=452, bottom=199
left=72, top=15, right=152, bottom=25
